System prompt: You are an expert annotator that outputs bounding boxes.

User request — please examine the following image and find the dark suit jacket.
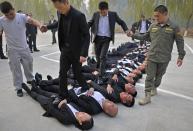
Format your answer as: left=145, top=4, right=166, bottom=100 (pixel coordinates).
left=26, top=23, right=37, bottom=37
left=46, top=103, right=79, bottom=125
left=88, top=11, right=128, bottom=43
left=47, top=6, right=90, bottom=57
left=49, top=19, right=58, bottom=32
left=131, top=22, right=139, bottom=33
left=30, top=91, right=78, bottom=125
left=138, top=20, right=151, bottom=33
left=90, top=81, right=121, bottom=103
left=69, top=89, right=103, bottom=115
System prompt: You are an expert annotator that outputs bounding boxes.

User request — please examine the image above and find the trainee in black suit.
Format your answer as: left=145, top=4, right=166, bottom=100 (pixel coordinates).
left=47, top=6, right=90, bottom=99
left=137, top=19, right=151, bottom=46
left=27, top=88, right=81, bottom=126
left=137, top=20, right=151, bottom=33
left=69, top=89, right=103, bottom=115
left=49, top=19, right=58, bottom=44
left=26, top=23, right=38, bottom=51
left=88, top=11, right=128, bottom=75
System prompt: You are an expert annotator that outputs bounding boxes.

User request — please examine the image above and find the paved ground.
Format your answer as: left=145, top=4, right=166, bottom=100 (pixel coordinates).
left=0, top=32, right=193, bottom=131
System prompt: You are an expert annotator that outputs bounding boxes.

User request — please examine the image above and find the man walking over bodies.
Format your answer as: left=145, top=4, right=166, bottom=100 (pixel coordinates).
left=40, top=0, right=93, bottom=104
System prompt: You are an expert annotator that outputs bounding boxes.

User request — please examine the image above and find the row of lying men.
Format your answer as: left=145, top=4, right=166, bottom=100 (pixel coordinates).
left=21, top=42, right=148, bottom=130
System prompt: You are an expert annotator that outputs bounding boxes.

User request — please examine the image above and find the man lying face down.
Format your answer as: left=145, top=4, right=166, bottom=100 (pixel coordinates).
left=21, top=83, right=94, bottom=130
left=87, top=80, right=135, bottom=107
left=68, top=86, right=118, bottom=117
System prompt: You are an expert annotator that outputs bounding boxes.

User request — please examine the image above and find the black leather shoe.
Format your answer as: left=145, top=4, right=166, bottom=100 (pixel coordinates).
left=47, top=75, right=53, bottom=80
left=34, top=49, right=40, bottom=52
left=0, top=55, right=8, bottom=59
left=17, top=89, right=23, bottom=97
left=27, top=79, right=36, bottom=85
left=35, top=73, right=42, bottom=85
left=27, top=81, right=32, bottom=84
left=22, top=83, right=31, bottom=94
left=31, top=80, right=38, bottom=91
left=52, top=41, right=56, bottom=44
left=52, top=97, right=62, bottom=105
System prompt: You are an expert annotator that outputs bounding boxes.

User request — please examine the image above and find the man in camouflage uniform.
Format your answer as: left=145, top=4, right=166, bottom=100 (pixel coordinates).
left=130, top=5, right=186, bottom=105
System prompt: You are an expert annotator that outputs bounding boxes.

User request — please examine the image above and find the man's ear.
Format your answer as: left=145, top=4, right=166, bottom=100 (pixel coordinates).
left=77, top=118, right=82, bottom=125
left=164, top=12, right=168, bottom=16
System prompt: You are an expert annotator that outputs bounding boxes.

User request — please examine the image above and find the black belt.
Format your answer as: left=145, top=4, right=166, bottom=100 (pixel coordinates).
left=96, top=35, right=110, bottom=39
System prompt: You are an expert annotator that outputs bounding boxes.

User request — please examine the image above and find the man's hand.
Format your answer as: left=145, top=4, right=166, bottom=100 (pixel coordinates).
left=127, top=31, right=134, bottom=37
left=86, top=87, right=94, bottom=96
left=58, top=99, right=67, bottom=109
left=40, top=25, right=48, bottom=33
left=87, top=80, right=92, bottom=84
left=107, top=84, right=114, bottom=94
left=92, top=71, right=99, bottom=75
left=177, top=59, right=183, bottom=67
left=112, top=74, right=118, bottom=82
left=80, top=56, right=87, bottom=63
left=125, top=30, right=131, bottom=37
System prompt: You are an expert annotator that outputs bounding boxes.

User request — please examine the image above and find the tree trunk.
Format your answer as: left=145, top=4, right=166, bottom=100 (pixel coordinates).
left=184, top=12, right=193, bottom=36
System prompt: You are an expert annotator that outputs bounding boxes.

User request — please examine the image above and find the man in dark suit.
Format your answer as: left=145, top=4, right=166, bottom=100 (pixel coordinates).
left=26, top=13, right=39, bottom=53
left=49, top=15, right=58, bottom=44
left=0, top=32, right=7, bottom=59
left=22, top=83, right=94, bottom=130
left=88, top=1, right=129, bottom=76
left=40, top=0, right=93, bottom=103
left=137, top=15, right=151, bottom=47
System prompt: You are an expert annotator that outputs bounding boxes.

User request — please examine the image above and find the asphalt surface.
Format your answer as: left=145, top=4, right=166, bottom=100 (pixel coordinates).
left=0, top=32, right=193, bottom=131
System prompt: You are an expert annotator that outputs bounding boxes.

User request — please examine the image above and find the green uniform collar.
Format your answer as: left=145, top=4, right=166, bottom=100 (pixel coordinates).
left=156, top=19, right=171, bottom=27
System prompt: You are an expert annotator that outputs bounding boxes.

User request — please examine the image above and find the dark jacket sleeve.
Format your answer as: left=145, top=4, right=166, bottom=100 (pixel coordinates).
left=68, top=89, right=92, bottom=113
left=79, top=14, right=90, bottom=57
left=47, top=104, right=73, bottom=125
left=26, top=23, right=30, bottom=36
left=81, top=65, right=96, bottom=73
left=47, top=22, right=58, bottom=30
left=88, top=13, right=95, bottom=28
left=115, top=12, right=128, bottom=32
left=35, top=26, right=37, bottom=34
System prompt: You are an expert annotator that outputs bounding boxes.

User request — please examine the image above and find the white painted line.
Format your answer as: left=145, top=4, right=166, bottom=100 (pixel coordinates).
left=185, top=43, right=193, bottom=54
left=158, top=88, right=193, bottom=102
left=37, top=44, right=53, bottom=48
left=136, top=83, right=145, bottom=87
left=41, top=56, right=59, bottom=63
left=136, top=83, right=193, bottom=102
left=41, top=51, right=60, bottom=57
left=40, top=51, right=60, bottom=63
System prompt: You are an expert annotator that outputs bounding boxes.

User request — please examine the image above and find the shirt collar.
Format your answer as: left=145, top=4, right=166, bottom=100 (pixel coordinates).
left=157, top=19, right=171, bottom=26
left=100, top=12, right=109, bottom=17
